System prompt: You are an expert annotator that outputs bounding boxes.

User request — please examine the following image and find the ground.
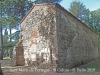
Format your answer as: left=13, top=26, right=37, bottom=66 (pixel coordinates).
left=0, top=60, right=100, bottom=75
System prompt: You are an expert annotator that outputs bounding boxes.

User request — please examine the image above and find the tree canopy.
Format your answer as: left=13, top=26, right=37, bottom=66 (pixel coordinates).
left=69, top=0, right=87, bottom=21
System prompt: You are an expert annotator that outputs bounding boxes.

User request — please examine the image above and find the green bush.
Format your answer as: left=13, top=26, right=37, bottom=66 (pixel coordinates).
left=3, top=57, right=11, bottom=60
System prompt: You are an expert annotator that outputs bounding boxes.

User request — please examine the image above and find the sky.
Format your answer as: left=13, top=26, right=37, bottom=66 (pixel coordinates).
left=60, top=0, right=100, bottom=11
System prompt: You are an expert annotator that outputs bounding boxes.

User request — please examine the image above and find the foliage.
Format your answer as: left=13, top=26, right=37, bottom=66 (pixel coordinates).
left=89, top=9, right=100, bottom=41
left=90, top=9, right=100, bottom=32
left=3, top=57, right=11, bottom=60
left=69, top=0, right=87, bottom=21
left=0, top=0, right=34, bottom=58
left=5, top=0, right=33, bottom=19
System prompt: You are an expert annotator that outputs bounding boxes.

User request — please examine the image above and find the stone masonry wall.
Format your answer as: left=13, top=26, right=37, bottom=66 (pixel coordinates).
left=56, top=5, right=99, bottom=68
left=20, top=4, right=58, bottom=67
left=15, top=3, right=100, bottom=68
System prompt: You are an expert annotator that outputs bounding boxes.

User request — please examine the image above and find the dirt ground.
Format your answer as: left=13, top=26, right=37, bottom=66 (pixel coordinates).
left=3, top=71, right=100, bottom=75
left=0, top=60, right=100, bottom=75
left=3, top=68, right=100, bottom=75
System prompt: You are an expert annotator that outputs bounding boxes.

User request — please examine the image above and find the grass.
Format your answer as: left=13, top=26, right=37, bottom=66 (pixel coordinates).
left=81, top=60, right=100, bottom=72
left=83, top=60, right=100, bottom=68
left=3, top=57, right=11, bottom=60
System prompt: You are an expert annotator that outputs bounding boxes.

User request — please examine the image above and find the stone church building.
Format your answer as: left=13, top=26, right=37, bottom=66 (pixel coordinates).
left=13, top=3, right=100, bottom=68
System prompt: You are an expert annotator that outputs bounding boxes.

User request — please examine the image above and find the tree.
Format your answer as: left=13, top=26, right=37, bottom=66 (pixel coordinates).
left=4, top=0, right=33, bottom=58
left=4, top=0, right=33, bottom=39
left=34, top=0, right=62, bottom=4
left=90, top=9, right=100, bottom=32
left=0, top=0, right=34, bottom=58
left=82, top=9, right=91, bottom=26
left=89, top=9, right=100, bottom=41
left=0, top=0, right=7, bottom=60
left=69, top=0, right=87, bottom=21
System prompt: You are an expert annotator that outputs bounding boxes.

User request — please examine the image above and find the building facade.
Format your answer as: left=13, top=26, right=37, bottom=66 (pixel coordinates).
left=13, top=3, right=100, bottom=68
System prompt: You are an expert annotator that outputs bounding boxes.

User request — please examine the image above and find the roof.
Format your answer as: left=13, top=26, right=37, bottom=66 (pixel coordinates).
left=20, top=3, right=97, bottom=35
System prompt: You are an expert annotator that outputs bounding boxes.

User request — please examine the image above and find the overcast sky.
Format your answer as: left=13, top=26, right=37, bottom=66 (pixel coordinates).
left=60, top=0, right=100, bottom=11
